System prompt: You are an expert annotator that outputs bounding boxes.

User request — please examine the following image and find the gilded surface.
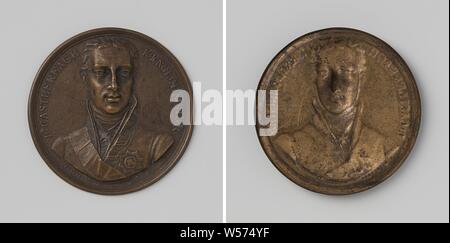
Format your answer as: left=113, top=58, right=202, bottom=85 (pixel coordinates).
left=257, top=28, right=421, bottom=195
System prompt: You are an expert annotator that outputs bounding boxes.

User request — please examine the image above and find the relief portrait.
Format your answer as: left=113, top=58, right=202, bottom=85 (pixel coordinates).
left=29, top=28, right=193, bottom=194
left=256, top=28, right=420, bottom=195
left=274, top=43, right=397, bottom=181
left=51, top=38, right=174, bottom=181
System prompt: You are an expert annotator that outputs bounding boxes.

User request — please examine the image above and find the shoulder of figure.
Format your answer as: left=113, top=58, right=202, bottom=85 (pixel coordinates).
left=360, top=124, right=386, bottom=144
left=274, top=124, right=316, bottom=151
left=274, top=133, right=293, bottom=147
left=133, top=126, right=174, bottom=162
left=150, top=132, right=174, bottom=162
left=134, top=125, right=173, bottom=143
left=52, top=127, right=89, bottom=155
left=51, top=136, right=67, bottom=154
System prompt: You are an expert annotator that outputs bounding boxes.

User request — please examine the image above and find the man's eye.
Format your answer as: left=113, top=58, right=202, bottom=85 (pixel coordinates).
left=94, top=69, right=106, bottom=77
left=118, top=70, right=130, bottom=77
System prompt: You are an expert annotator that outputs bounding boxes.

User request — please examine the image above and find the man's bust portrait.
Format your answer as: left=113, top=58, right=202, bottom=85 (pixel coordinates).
left=52, top=37, right=174, bottom=181
left=274, top=43, right=394, bottom=181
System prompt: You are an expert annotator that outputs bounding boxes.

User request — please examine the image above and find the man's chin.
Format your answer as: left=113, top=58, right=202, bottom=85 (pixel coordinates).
left=323, top=104, right=349, bottom=114
left=103, top=104, right=125, bottom=115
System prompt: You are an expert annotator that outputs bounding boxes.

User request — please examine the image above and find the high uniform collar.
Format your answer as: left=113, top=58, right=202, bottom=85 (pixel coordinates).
left=86, top=96, right=137, bottom=160
left=312, top=98, right=364, bottom=150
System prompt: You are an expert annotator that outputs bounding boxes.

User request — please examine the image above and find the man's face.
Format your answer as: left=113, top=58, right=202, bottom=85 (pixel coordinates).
left=87, top=46, right=133, bottom=114
left=316, top=47, right=361, bottom=114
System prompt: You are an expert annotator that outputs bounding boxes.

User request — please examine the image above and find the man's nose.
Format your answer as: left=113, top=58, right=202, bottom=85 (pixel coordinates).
left=330, top=70, right=345, bottom=92
left=108, top=67, right=118, bottom=90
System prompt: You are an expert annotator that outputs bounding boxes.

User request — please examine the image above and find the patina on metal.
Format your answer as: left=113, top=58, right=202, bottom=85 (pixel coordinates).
left=256, top=28, right=421, bottom=195
left=29, top=28, right=193, bottom=195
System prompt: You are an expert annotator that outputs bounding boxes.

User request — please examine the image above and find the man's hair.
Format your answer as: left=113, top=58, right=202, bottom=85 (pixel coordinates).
left=315, top=41, right=367, bottom=74
left=80, top=36, right=139, bottom=80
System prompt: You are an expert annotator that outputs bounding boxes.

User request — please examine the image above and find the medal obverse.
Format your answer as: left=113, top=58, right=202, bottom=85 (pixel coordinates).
left=29, top=28, right=193, bottom=195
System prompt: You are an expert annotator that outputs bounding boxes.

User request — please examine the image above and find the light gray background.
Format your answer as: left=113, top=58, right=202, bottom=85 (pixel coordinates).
left=0, top=0, right=222, bottom=222
left=227, top=0, right=449, bottom=222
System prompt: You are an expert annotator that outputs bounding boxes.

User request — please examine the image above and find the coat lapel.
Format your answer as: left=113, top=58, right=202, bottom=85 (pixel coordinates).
left=67, top=127, right=126, bottom=181
left=104, top=96, right=137, bottom=163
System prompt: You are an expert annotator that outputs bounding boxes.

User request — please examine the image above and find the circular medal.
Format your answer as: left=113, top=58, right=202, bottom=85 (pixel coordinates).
left=256, top=28, right=421, bottom=195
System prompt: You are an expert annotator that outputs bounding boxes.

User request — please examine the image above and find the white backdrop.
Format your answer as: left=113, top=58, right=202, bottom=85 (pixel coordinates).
left=0, top=0, right=448, bottom=223
left=227, top=0, right=449, bottom=222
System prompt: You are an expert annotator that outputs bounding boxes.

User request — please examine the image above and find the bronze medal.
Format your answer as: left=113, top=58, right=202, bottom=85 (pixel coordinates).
left=28, top=28, right=193, bottom=195
left=256, top=28, right=421, bottom=195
